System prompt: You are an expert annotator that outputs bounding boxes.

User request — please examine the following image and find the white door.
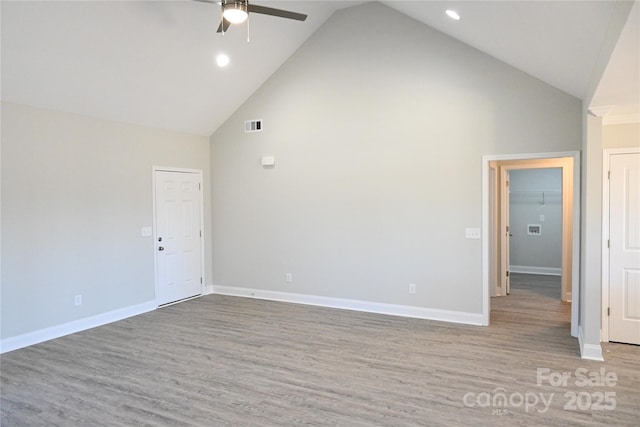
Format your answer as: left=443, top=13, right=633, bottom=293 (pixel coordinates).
left=154, top=170, right=203, bottom=306
left=609, top=153, right=640, bottom=344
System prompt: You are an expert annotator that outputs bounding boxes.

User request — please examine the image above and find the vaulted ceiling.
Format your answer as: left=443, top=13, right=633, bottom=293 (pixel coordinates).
left=1, top=1, right=637, bottom=136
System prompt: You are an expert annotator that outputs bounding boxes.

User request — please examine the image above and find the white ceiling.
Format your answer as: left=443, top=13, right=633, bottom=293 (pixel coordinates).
left=1, top=1, right=637, bottom=136
left=591, top=1, right=639, bottom=124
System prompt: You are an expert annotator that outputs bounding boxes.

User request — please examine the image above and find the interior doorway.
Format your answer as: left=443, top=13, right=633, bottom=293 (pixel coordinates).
left=482, top=152, right=580, bottom=337
left=495, top=165, right=567, bottom=300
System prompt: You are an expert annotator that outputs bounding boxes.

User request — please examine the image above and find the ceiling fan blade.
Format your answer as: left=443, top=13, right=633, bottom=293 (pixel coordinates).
left=217, top=18, right=232, bottom=33
left=248, top=4, right=307, bottom=21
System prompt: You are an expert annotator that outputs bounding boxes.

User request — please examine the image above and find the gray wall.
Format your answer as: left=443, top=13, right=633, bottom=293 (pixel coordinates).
left=509, top=169, right=562, bottom=273
left=580, top=1, right=635, bottom=356
left=210, top=3, right=582, bottom=314
left=1, top=102, right=211, bottom=339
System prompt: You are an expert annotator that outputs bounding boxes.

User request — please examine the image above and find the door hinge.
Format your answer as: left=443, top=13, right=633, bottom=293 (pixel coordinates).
left=200, top=230, right=202, bottom=238
left=607, top=171, right=610, bottom=180
left=506, top=225, right=509, bottom=232
left=506, top=180, right=509, bottom=187
left=607, top=307, right=610, bottom=316
left=200, top=277, right=203, bottom=284
left=506, top=271, right=510, bottom=277
left=607, top=239, right=610, bottom=249
left=199, top=182, right=201, bottom=191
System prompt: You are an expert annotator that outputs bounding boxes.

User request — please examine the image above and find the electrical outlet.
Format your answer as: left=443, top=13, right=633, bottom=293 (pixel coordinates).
left=286, top=273, right=293, bottom=283
left=409, top=283, right=416, bottom=295
left=74, top=294, right=82, bottom=306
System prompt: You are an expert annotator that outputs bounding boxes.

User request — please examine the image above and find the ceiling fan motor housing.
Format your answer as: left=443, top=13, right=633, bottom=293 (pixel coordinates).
left=222, top=0, right=249, bottom=24
left=222, top=0, right=248, bottom=10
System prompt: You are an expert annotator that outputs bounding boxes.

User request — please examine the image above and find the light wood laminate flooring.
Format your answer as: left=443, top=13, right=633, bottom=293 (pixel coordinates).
left=1, top=274, right=638, bottom=426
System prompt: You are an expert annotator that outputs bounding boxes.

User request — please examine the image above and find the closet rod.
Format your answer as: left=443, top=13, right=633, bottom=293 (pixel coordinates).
left=509, top=190, right=561, bottom=206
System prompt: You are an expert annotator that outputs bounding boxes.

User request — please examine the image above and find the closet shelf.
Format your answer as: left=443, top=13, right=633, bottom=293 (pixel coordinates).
left=509, top=190, right=561, bottom=205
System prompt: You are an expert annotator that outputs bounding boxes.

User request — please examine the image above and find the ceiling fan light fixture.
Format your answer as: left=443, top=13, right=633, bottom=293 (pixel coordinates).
left=223, top=2, right=249, bottom=24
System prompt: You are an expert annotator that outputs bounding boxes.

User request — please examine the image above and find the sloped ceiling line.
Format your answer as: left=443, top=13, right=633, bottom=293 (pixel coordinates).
left=1, top=1, right=636, bottom=135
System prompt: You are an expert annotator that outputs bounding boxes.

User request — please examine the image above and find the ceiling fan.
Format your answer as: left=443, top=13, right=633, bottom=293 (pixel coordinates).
left=194, top=0, right=307, bottom=33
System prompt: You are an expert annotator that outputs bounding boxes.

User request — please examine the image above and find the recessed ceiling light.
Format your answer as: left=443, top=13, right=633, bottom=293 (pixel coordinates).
left=446, top=9, right=461, bottom=21
left=216, top=54, right=230, bottom=67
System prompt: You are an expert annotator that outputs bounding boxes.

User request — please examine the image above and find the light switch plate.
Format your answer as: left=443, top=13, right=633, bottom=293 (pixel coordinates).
left=261, top=156, right=275, bottom=167
left=465, top=228, right=481, bottom=239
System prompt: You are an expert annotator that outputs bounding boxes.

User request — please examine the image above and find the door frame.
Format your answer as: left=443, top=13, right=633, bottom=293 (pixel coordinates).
left=601, top=147, right=640, bottom=341
left=495, top=160, right=572, bottom=301
left=152, top=166, right=205, bottom=307
left=482, top=151, right=580, bottom=337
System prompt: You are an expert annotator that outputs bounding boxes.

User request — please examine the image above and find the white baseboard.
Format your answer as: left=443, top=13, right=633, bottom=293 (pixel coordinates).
left=510, top=265, right=562, bottom=276
left=0, top=300, right=157, bottom=354
left=211, top=285, right=484, bottom=326
left=203, top=284, right=214, bottom=295
left=578, top=325, right=604, bottom=361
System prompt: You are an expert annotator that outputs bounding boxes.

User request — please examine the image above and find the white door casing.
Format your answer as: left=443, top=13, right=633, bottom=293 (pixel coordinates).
left=607, top=152, right=640, bottom=345
left=154, top=169, right=204, bottom=306
left=496, top=159, right=573, bottom=302
left=483, top=151, right=580, bottom=337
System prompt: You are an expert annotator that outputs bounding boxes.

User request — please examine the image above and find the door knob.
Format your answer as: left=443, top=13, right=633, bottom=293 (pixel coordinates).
left=158, top=246, right=164, bottom=251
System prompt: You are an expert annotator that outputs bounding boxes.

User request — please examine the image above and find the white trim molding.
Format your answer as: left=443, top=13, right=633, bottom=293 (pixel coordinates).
left=212, top=285, right=484, bottom=326
left=587, top=106, right=612, bottom=117
left=589, top=105, right=640, bottom=125
left=578, top=326, right=604, bottom=361
left=603, top=113, right=640, bottom=126
left=0, top=300, right=157, bottom=354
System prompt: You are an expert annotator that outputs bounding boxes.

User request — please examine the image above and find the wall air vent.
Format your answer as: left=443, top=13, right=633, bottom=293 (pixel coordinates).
left=244, top=119, right=263, bottom=133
